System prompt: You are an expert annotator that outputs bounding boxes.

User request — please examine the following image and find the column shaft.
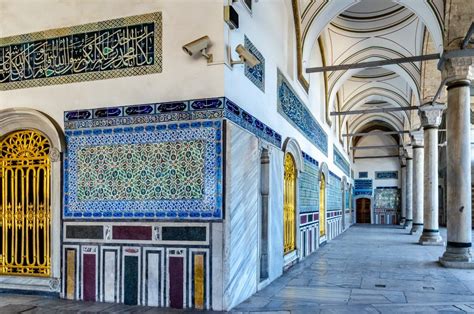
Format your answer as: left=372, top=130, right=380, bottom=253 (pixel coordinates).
left=411, top=147, right=424, bottom=234
left=441, top=82, right=472, bottom=264
left=419, top=127, right=443, bottom=245
left=400, top=166, right=407, bottom=225
left=405, top=158, right=413, bottom=228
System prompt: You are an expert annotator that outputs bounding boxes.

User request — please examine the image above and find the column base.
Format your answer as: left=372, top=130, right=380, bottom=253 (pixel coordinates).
left=410, top=223, right=423, bottom=235
left=403, top=219, right=412, bottom=229
left=439, top=246, right=474, bottom=269
left=419, top=230, right=444, bottom=246
left=399, top=217, right=406, bottom=226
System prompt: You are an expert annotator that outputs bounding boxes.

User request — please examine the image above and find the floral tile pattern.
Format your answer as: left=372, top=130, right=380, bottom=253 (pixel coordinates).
left=244, top=35, right=265, bottom=92
left=64, top=120, right=223, bottom=219
left=277, top=69, right=328, bottom=155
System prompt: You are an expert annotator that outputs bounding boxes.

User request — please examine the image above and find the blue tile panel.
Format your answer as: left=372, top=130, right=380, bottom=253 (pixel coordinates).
left=354, top=179, right=373, bottom=196
left=374, top=187, right=400, bottom=210
left=299, top=154, right=319, bottom=213
left=375, top=171, right=398, bottom=179
left=277, top=69, right=328, bottom=155
left=0, top=12, right=162, bottom=91
left=327, top=172, right=342, bottom=211
left=333, top=146, right=350, bottom=176
left=244, top=36, right=265, bottom=92
left=359, top=172, right=368, bottom=178
left=345, top=190, right=350, bottom=209
left=64, top=97, right=282, bottom=148
left=64, top=121, right=223, bottom=219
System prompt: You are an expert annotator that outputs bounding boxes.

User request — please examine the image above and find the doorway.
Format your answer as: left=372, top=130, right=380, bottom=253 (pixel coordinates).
left=356, top=198, right=371, bottom=224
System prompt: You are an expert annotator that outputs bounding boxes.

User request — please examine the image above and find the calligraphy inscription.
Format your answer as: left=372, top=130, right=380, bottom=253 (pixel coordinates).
left=0, top=12, right=162, bottom=90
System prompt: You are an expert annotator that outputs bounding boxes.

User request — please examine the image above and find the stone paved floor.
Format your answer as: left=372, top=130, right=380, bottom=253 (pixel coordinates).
left=1, top=225, right=474, bottom=313
left=234, top=224, right=474, bottom=313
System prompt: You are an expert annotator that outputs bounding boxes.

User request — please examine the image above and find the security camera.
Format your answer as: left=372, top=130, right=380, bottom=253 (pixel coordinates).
left=232, top=44, right=260, bottom=68
left=182, top=36, right=213, bottom=63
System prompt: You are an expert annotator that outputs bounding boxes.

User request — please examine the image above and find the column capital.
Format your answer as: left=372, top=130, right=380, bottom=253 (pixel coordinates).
left=410, top=130, right=424, bottom=147
left=419, top=102, right=446, bottom=128
left=441, top=57, right=474, bottom=86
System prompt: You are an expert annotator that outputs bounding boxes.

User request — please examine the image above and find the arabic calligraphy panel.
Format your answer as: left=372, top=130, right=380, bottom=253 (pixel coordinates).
left=0, top=12, right=162, bottom=90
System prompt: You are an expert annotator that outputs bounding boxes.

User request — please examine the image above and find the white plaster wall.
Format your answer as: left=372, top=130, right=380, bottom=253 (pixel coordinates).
left=353, top=135, right=401, bottom=188
left=223, top=122, right=260, bottom=310
left=0, top=0, right=225, bottom=128
left=224, top=0, right=351, bottom=181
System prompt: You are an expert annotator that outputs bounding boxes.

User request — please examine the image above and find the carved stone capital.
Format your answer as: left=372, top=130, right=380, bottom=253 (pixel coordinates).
left=441, top=57, right=474, bottom=85
left=410, top=130, right=424, bottom=147
left=418, top=103, right=446, bottom=128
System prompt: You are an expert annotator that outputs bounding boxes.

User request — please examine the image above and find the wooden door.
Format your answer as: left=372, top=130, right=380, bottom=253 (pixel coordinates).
left=356, top=198, right=371, bottom=223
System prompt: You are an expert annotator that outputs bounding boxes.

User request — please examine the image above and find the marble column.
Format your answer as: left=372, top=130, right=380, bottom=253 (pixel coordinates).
left=400, top=162, right=407, bottom=226
left=418, top=103, right=445, bottom=245
left=410, top=131, right=424, bottom=234
left=440, top=57, right=474, bottom=268
left=404, top=152, right=413, bottom=229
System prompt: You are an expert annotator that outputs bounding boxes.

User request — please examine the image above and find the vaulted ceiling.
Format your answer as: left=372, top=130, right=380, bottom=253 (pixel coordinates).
left=294, top=0, right=445, bottom=157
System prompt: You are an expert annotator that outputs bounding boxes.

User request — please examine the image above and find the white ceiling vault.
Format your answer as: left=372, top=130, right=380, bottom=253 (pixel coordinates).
left=294, top=0, right=445, bottom=157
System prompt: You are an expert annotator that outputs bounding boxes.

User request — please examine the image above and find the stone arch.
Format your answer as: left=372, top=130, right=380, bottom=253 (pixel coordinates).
left=0, top=108, right=64, bottom=293
left=282, top=137, right=304, bottom=173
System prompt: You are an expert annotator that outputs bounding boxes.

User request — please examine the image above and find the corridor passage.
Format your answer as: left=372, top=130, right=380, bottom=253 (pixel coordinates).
left=234, top=225, right=474, bottom=313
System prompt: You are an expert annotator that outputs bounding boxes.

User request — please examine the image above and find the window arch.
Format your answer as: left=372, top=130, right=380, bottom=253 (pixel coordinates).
left=283, top=153, right=297, bottom=254
left=0, top=130, right=51, bottom=276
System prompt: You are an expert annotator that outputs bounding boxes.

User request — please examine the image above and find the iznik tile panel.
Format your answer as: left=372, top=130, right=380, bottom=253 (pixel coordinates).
left=374, top=187, right=400, bottom=209
left=375, top=171, right=398, bottom=179
left=327, top=172, right=342, bottom=211
left=299, top=152, right=319, bottom=213
left=244, top=36, right=265, bottom=92
left=77, top=141, right=205, bottom=201
left=63, top=97, right=282, bottom=148
left=64, top=120, right=223, bottom=219
left=354, top=179, right=373, bottom=196
left=0, top=12, right=162, bottom=90
left=277, top=70, right=328, bottom=155
left=359, top=172, right=368, bottom=178
left=333, top=146, right=350, bottom=176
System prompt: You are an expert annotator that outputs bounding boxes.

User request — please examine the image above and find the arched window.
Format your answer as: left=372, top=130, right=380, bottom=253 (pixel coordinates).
left=283, top=153, right=296, bottom=254
left=0, top=130, right=51, bottom=276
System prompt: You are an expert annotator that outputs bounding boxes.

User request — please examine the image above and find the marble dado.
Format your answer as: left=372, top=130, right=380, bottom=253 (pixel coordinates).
left=63, top=222, right=209, bottom=246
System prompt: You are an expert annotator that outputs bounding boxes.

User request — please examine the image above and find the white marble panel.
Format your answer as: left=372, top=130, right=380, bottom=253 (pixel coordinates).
left=223, top=122, right=260, bottom=309
left=267, top=147, right=284, bottom=281
left=104, top=251, right=116, bottom=303
left=147, top=253, right=160, bottom=306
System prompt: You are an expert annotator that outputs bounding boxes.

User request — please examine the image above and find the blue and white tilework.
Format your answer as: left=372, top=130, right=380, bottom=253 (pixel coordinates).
left=333, top=145, right=350, bottom=176
left=64, top=121, right=223, bottom=219
left=277, top=69, right=328, bottom=155
left=327, top=172, right=342, bottom=211
left=64, top=97, right=282, bottom=148
left=244, top=35, right=265, bottom=92
left=299, top=152, right=319, bottom=213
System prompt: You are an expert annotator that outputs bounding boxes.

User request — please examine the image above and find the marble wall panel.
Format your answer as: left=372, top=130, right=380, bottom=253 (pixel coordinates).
left=223, top=121, right=260, bottom=309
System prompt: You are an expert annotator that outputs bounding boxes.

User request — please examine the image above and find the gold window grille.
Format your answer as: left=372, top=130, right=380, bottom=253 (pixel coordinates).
left=0, top=130, right=51, bottom=276
left=283, top=153, right=296, bottom=254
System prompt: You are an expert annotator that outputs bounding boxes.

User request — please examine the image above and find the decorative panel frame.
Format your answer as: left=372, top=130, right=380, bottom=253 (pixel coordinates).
left=0, top=12, right=162, bottom=90
left=375, top=171, right=398, bottom=179
left=64, top=120, right=223, bottom=219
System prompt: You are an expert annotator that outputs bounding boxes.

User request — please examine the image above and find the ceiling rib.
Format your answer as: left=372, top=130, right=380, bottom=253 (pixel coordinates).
left=306, top=54, right=440, bottom=73
left=351, top=144, right=404, bottom=150
left=343, top=129, right=446, bottom=137
left=331, top=106, right=418, bottom=116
